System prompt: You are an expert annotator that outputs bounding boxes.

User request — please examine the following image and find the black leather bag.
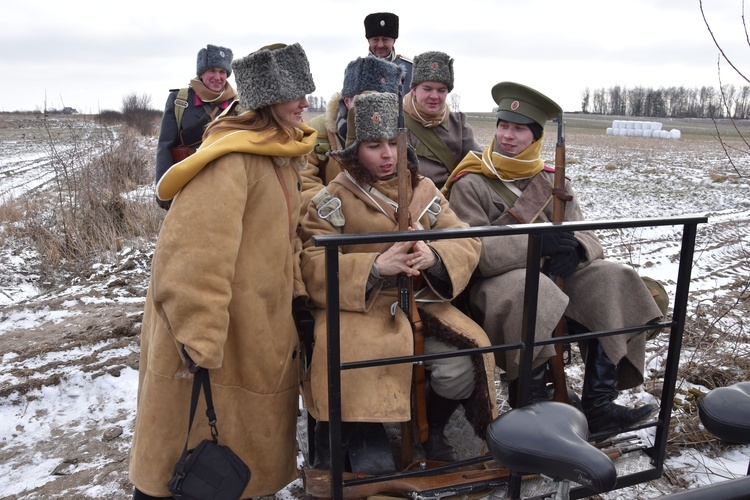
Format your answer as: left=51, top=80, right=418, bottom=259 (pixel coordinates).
left=168, top=369, right=251, bottom=499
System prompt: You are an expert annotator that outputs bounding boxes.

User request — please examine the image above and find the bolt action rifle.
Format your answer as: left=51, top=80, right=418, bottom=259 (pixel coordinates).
left=396, top=76, right=429, bottom=465
left=549, top=112, right=573, bottom=403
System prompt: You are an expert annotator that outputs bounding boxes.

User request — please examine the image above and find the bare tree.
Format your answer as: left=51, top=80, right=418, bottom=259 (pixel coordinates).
left=700, top=0, right=749, bottom=177
left=448, top=93, right=461, bottom=112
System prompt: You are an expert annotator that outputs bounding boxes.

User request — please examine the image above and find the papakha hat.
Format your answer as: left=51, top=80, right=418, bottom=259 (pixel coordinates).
left=331, top=92, right=396, bottom=162
left=492, top=81, right=562, bottom=127
left=364, top=12, right=399, bottom=39
left=196, top=44, right=233, bottom=77
left=411, top=51, right=454, bottom=91
left=341, top=56, right=404, bottom=98
left=231, top=42, right=316, bottom=110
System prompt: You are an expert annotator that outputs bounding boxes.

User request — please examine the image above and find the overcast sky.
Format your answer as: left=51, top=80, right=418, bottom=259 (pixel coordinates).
left=3, top=0, right=748, bottom=114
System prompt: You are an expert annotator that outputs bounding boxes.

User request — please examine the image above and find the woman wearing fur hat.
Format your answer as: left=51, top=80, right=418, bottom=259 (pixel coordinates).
left=444, top=81, right=661, bottom=440
left=299, top=92, right=496, bottom=468
left=130, top=43, right=316, bottom=499
left=404, top=51, right=480, bottom=190
left=300, top=55, right=403, bottom=214
left=154, top=44, right=237, bottom=210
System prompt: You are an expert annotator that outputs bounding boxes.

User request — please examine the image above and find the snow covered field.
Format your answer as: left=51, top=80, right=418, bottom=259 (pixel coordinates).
left=1, top=113, right=749, bottom=498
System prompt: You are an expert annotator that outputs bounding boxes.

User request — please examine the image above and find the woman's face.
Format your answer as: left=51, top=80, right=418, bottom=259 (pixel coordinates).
left=199, top=68, right=228, bottom=92
left=495, top=121, right=535, bottom=156
left=275, top=96, right=310, bottom=126
left=413, top=81, right=448, bottom=112
left=357, top=140, right=397, bottom=179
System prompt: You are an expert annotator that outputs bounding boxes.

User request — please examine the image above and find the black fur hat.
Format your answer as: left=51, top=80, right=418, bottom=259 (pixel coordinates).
left=364, top=12, right=399, bottom=39
left=196, top=44, right=233, bottom=77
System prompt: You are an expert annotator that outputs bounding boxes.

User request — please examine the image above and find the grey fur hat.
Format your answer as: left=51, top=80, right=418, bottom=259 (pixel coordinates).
left=196, top=44, right=233, bottom=77
left=411, top=51, right=454, bottom=92
left=341, top=56, right=404, bottom=98
left=231, top=43, right=316, bottom=110
left=330, top=92, right=416, bottom=165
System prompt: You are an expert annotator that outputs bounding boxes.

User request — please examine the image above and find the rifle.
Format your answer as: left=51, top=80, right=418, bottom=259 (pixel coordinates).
left=302, top=440, right=645, bottom=499
left=396, top=76, right=429, bottom=466
left=549, top=112, right=571, bottom=404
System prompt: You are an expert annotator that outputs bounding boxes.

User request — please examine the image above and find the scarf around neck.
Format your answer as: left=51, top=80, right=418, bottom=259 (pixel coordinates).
left=157, top=122, right=317, bottom=201
left=443, top=134, right=545, bottom=194
left=403, top=90, right=449, bottom=128
left=189, top=77, right=238, bottom=104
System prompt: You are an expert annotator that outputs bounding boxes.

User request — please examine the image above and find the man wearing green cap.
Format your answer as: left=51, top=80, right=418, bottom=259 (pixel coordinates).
left=443, top=81, right=662, bottom=439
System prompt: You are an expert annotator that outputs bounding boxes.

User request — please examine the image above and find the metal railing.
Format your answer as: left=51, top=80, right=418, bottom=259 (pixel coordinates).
left=311, top=215, right=707, bottom=499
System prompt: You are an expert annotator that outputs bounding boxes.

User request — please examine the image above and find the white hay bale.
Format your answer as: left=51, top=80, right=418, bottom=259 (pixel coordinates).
left=643, top=129, right=654, bottom=137
left=659, top=130, right=670, bottom=138
left=670, top=129, right=681, bottom=139
left=642, top=122, right=652, bottom=131
left=652, top=122, right=663, bottom=131
left=626, top=121, right=635, bottom=129
left=612, top=120, right=620, bottom=128
left=606, top=127, right=613, bottom=135
left=627, top=129, right=636, bottom=136
left=634, top=121, right=643, bottom=130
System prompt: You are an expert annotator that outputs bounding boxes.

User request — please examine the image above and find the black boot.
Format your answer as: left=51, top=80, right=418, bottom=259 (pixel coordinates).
left=581, top=339, right=658, bottom=439
left=508, top=363, right=550, bottom=408
left=312, top=420, right=357, bottom=470
left=422, top=390, right=461, bottom=462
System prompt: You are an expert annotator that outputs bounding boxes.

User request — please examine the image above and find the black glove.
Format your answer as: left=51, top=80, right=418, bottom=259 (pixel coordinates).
left=541, top=231, right=578, bottom=257
left=549, top=246, right=581, bottom=277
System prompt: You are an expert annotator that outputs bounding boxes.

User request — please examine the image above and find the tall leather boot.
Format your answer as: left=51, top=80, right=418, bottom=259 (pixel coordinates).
left=312, top=420, right=357, bottom=470
left=507, top=362, right=549, bottom=409
left=422, top=390, right=461, bottom=462
left=581, top=339, right=658, bottom=439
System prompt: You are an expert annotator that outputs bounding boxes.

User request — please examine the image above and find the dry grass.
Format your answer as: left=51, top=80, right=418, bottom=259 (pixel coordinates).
left=0, top=116, right=163, bottom=271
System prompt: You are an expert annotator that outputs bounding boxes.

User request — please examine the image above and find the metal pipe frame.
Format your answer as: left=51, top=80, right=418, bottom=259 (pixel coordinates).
left=316, top=216, right=707, bottom=500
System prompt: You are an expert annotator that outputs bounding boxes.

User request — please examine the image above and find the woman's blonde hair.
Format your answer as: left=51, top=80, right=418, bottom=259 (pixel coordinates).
left=203, top=103, right=299, bottom=143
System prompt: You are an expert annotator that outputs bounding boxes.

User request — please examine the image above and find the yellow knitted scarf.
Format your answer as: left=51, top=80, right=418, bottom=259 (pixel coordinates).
left=157, top=123, right=317, bottom=201
left=443, top=134, right=545, bottom=194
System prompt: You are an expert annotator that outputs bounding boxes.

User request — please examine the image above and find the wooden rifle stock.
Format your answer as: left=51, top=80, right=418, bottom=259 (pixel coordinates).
left=396, top=80, right=428, bottom=466
left=549, top=113, right=569, bottom=404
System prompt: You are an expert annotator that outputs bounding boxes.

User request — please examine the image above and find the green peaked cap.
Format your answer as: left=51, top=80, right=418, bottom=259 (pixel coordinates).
left=492, top=81, right=562, bottom=126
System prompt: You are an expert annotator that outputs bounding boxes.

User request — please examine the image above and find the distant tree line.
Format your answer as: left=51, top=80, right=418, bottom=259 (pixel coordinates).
left=580, top=85, right=750, bottom=119
left=307, top=95, right=328, bottom=112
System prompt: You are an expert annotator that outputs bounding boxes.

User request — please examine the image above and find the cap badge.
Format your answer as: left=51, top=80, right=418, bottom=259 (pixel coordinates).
left=371, top=112, right=382, bottom=125
left=430, top=62, right=439, bottom=70
left=380, top=20, right=385, bottom=26
left=219, top=50, right=226, bottom=58
left=511, top=100, right=520, bottom=111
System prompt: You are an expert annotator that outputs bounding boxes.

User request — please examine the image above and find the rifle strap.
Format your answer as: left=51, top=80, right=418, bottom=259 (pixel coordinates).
left=404, top=114, right=457, bottom=174
left=487, top=174, right=553, bottom=225
left=174, top=87, right=220, bottom=147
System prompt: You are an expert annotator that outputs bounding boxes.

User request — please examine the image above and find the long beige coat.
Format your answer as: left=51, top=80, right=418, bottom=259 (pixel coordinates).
left=300, top=172, right=497, bottom=437
left=448, top=170, right=662, bottom=388
left=129, top=150, right=308, bottom=497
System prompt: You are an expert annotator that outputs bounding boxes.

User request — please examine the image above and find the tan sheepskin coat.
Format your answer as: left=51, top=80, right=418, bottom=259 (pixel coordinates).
left=129, top=133, right=312, bottom=497
left=448, top=170, right=663, bottom=388
left=299, top=171, right=497, bottom=437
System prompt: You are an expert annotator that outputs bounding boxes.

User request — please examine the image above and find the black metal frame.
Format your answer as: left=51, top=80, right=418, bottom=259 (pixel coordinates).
left=311, top=215, right=706, bottom=500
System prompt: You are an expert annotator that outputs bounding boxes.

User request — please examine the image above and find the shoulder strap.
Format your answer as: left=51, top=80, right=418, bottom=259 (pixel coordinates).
left=487, top=176, right=552, bottom=225
left=174, top=88, right=190, bottom=145
left=404, top=114, right=457, bottom=173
